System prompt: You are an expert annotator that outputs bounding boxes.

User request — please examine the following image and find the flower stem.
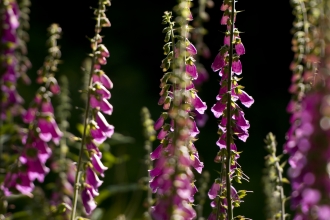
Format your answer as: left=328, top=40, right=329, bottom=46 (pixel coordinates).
left=216, top=157, right=225, bottom=219
left=70, top=1, right=102, bottom=219
left=225, top=0, right=236, bottom=219
left=275, top=160, right=285, bottom=220
left=71, top=170, right=82, bottom=220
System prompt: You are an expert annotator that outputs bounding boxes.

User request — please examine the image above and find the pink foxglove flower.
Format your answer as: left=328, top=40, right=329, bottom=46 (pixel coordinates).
left=1, top=24, right=62, bottom=201
left=151, top=8, right=206, bottom=219
left=75, top=1, right=114, bottom=216
left=208, top=0, right=253, bottom=218
left=0, top=1, right=29, bottom=120
left=287, top=41, right=330, bottom=219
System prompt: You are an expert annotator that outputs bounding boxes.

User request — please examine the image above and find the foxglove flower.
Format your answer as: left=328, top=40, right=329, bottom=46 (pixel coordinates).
left=287, top=2, right=330, bottom=213
left=151, top=3, right=207, bottom=219
left=1, top=24, right=63, bottom=196
left=208, top=1, right=253, bottom=219
left=284, top=1, right=329, bottom=218
left=0, top=0, right=30, bottom=120
left=288, top=81, right=330, bottom=219
left=70, top=0, right=113, bottom=216
left=189, top=0, right=213, bottom=128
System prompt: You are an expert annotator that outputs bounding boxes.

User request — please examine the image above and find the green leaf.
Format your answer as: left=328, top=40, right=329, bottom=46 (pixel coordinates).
left=107, top=132, right=134, bottom=145
left=90, top=208, right=104, bottom=220
left=164, top=31, right=171, bottom=42
left=162, top=27, right=170, bottom=33
left=94, top=189, right=111, bottom=205
left=11, top=211, right=30, bottom=219
left=102, top=151, right=116, bottom=168
left=163, top=42, right=171, bottom=55
left=76, top=123, right=84, bottom=135
left=95, top=183, right=139, bottom=204
left=0, top=135, right=10, bottom=145
left=282, top=178, right=290, bottom=184
left=280, top=161, right=287, bottom=168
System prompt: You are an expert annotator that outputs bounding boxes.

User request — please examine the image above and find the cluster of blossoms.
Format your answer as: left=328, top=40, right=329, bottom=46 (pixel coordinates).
left=0, top=0, right=30, bottom=120
left=287, top=76, right=330, bottom=219
left=73, top=0, right=113, bottom=216
left=1, top=24, right=63, bottom=196
left=286, top=2, right=330, bottom=218
left=286, top=0, right=323, bottom=127
left=190, top=0, right=214, bottom=127
left=208, top=0, right=253, bottom=219
left=150, top=1, right=206, bottom=219
left=285, top=0, right=323, bottom=158
left=284, top=0, right=330, bottom=218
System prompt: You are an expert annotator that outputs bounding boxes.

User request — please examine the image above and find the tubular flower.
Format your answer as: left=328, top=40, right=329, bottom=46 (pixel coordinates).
left=208, top=0, right=253, bottom=219
left=151, top=3, right=206, bottom=219
left=1, top=24, right=63, bottom=196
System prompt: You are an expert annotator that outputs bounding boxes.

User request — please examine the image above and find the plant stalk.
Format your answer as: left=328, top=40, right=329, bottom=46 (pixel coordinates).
left=274, top=155, right=285, bottom=220
left=70, top=1, right=102, bottom=219
left=225, top=0, right=236, bottom=219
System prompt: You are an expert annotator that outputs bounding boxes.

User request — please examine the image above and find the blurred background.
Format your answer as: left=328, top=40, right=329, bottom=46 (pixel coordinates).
left=18, top=0, right=294, bottom=219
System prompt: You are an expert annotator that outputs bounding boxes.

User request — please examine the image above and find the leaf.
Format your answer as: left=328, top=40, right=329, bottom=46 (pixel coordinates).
left=102, top=151, right=116, bottom=168
left=282, top=178, right=290, bottom=184
left=162, top=27, right=170, bottom=33
left=76, top=123, right=84, bottom=135
left=164, top=31, right=171, bottom=42
left=11, top=211, right=30, bottom=219
left=95, top=184, right=139, bottom=204
left=0, top=135, right=10, bottom=145
left=107, top=132, right=135, bottom=145
left=90, top=208, right=104, bottom=220
left=94, top=190, right=111, bottom=205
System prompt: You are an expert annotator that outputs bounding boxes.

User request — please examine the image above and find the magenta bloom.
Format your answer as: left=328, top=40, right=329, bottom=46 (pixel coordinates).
left=186, top=63, right=198, bottom=79
left=287, top=78, right=330, bottom=218
left=211, top=53, right=225, bottom=72
left=151, top=9, right=207, bottom=219
left=96, top=111, right=114, bottom=138
left=186, top=42, right=197, bottom=55
left=91, top=153, right=108, bottom=176
left=90, top=96, right=113, bottom=115
left=235, top=42, right=245, bottom=55
left=0, top=1, right=30, bottom=120
left=92, top=70, right=113, bottom=89
left=208, top=1, right=252, bottom=218
left=82, top=187, right=97, bottom=215
left=232, top=60, right=242, bottom=74
left=80, top=37, right=113, bottom=214
left=38, top=117, right=63, bottom=144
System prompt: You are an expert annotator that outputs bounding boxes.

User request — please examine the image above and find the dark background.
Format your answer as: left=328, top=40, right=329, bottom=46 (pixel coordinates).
left=22, top=0, right=294, bottom=219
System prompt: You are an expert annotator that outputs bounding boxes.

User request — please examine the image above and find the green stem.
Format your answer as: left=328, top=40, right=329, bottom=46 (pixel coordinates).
left=145, top=140, right=153, bottom=213
left=272, top=140, right=285, bottom=220
left=275, top=160, right=285, bottom=220
left=225, top=0, right=236, bottom=219
left=70, top=1, right=102, bottom=219
left=216, top=157, right=225, bottom=219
